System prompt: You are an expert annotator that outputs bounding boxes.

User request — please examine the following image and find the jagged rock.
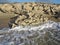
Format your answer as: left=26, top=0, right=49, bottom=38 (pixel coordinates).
left=0, top=2, right=60, bottom=28
left=9, top=13, right=50, bottom=28
left=12, top=3, right=22, bottom=14
left=0, top=4, right=15, bottom=13
left=24, top=4, right=33, bottom=11
left=15, top=15, right=27, bottom=24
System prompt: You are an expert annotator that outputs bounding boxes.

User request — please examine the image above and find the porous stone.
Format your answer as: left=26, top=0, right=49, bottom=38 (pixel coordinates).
left=0, top=2, right=59, bottom=28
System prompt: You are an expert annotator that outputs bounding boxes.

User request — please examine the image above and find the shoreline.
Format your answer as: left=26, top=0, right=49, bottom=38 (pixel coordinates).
left=0, top=13, right=16, bottom=29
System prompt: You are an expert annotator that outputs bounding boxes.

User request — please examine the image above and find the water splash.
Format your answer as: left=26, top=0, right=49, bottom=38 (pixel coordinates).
left=0, top=21, right=60, bottom=45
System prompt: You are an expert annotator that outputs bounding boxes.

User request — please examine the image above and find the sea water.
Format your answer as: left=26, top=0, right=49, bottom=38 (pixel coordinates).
left=0, top=21, right=60, bottom=45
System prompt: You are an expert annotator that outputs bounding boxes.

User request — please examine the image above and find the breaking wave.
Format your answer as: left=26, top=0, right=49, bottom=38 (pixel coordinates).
left=0, top=21, right=60, bottom=45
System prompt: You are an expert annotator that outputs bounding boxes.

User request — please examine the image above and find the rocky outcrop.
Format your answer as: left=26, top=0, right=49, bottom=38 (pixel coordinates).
left=0, top=2, right=60, bottom=28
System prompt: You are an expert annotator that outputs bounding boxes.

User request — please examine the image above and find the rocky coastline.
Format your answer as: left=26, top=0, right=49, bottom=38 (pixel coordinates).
left=0, top=2, right=60, bottom=28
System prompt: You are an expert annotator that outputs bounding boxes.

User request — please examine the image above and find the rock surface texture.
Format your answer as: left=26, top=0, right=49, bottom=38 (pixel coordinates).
left=0, top=2, right=60, bottom=28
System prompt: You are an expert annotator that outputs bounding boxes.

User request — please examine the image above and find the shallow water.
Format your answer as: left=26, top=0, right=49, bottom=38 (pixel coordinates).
left=0, top=21, right=60, bottom=45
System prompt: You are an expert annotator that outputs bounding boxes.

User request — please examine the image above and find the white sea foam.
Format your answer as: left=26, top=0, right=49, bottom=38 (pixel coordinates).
left=0, top=21, right=60, bottom=45
left=9, top=21, right=60, bottom=31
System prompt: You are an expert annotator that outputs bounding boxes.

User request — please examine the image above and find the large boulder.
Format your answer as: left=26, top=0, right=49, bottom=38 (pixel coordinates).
left=0, top=2, right=59, bottom=28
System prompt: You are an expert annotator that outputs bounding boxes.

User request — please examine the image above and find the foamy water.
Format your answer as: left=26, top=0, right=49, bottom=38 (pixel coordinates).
left=0, top=21, right=60, bottom=45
